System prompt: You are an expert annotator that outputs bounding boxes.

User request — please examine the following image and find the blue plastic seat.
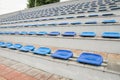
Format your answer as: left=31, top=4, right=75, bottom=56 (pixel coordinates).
left=9, top=32, right=15, bottom=35
left=28, top=31, right=36, bottom=35
left=102, top=20, right=116, bottom=24
left=41, top=19, right=47, bottom=21
left=0, top=32, right=3, bottom=34
left=57, top=17, right=64, bottom=19
left=51, top=50, right=73, bottom=60
left=111, top=7, right=120, bottom=10
left=66, top=17, right=74, bottom=19
left=19, top=45, right=35, bottom=52
left=33, top=47, right=51, bottom=55
left=102, top=13, right=114, bottom=16
left=6, top=32, right=12, bottom=34
left=37, top=24, right=46, bottom=26
left=48, top=23, right=56, bottom=26
left=48, top=18, right=55, bottom=20
left=14, top=31, right=20, bottom=35
left=59, top=22, right=68, bottom=25
left=87, top=10, right=96, bottom=12
left=8, top=44, right=22, bottom=50
left=88, top=14, right=98, bottom=17
left=0, top=42, right=5, bottom=47
left=77, top=52, right=103, bottom=66
left=80, top=32, right=96, bottom=37
left=85, top=21, right=97, bottom=24
left=71, top=22, right=81, bottom=25
left=19, top=31, right=28, bottom=35
left=36, top=31, right=47, bottom=35
left=102, top=32, right=120, bottom=38
left=4, top=32, right=10, bottom=34
left=0, top=42, right=13, bottom=48
left=76, top=16, right=85, bottom=18
left=48, top=31, right=60, bottom=36
left=99, top=9, right=107, bottom=11
left=62, top=32, right=76, bottom=37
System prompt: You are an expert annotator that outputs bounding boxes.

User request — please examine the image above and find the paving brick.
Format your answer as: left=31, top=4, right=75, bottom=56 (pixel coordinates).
left=48, top=75, right=61, bottom=80
left=3, top=70, right=22, bottom=80
left=0, top=76, right=7, bottom=80
left=0, top=64, right=6, bottom=70
left=0, top=67, right=14, bottom=76
left=60, top=78, right=71, bottom=80
left=21, top=75, right=37, bottom=80
left=10, top=63, right=32, bottom=72
left=25, top=68, right=41, bottom=77
left=1, top=59, right=18, bottom=67
left=0, top=56, right=70, bottom=80
left=0, top=58, right=6, bottom=64
left=34, top=71, right=52, bottom=80
left=0, top=57, right=6, bottom=61
left=12, top=74, right=37, bottom=80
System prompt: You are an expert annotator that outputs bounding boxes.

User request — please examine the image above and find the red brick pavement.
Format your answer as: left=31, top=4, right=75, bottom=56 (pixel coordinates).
left=0, top=57, right=70, bottom=80
left=0, top=64, right=37, bottom=80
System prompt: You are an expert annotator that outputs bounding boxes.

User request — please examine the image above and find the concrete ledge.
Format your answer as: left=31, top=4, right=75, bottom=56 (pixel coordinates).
left=0, top=48, right=120, bottom=80
left=0, top=25, right=120, bottom=36
left=0, top=35, right=120, bottom=54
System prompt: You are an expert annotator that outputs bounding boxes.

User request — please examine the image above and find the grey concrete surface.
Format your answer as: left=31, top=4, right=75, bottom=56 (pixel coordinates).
left=0, top=48, right=119, bottom=80
left=0, top=35, right=120, bottom=54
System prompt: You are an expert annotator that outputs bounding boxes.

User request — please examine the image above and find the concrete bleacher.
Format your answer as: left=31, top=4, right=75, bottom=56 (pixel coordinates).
left=0, top=0, right=120, bottom=80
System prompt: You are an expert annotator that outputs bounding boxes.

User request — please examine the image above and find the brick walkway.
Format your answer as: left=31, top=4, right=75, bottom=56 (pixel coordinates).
left=0, top=56, right=70, bottom=80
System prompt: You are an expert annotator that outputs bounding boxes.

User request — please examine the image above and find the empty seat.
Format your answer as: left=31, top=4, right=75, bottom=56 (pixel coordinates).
left=76, top=16, right=85, bottom=18
left=88, top=14, right=98, bottom=17
left=19, top=31, right=28, bottom=35
left=0, top=42, right=13, bottom=48
left=0, top=42, right=5, bottom=47
left=87, top=10, right=96, bottom=12
left=48, top=23, right=56, bottom=26
left=111, top=7, right=120, bottom=10
left=37, top=24, right=46, bottom=26
left=48, top=18, right=55, bottom=20
left=51, top=50, right=73, bottom=60
left=102, top=13, right=114, bottom=16
left=85, top=21, right=97, bottom=24
left=28, top=31, right=36, bottom=35
left=33, top=47, right=51, bottom=55
left=10, top=32, right=16, bottom=35
left=62, top=32, right=76, bottom=37
left=58, top=22, right=69, bottom=25
left=102, top=20, right=116, bottom=24
left=48, top=31, right=60, bottom=36
left=14, top=31, right=20, bottom=35
left=5, top=32, right=12, bottom=34
left=8, top=44, right=22, bottom=50
left=77, top=52, right=103, bottom=66
left=66, top=16, right=74, bottom=19
left=102, top=32, right=120, bottom=38
left=71, top=22, right=81, bottom=25
left=80, top=32, right=96, bottom=37
left=19, top=45, right=35, bottom=52
left=41, top=19, right=47, bottom=21
left=0, top=32, right=3, bottom=34
left=36, top=31, right=47, bottom=35
left=57, top=17, right=64, bottom=19
left=99, top=9, right=107, bottom=11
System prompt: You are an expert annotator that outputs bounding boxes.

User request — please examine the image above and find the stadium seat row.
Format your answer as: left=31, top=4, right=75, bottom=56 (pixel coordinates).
left=0, top=19, right=118, bottom=28
left=0, top=41, right=103, bottom=66
left=0, top=0, right=120, bottom=22
left=2, top=18, right=118, bottom=26
left=0, top=31, right=119, bottom=38
left=0, top=13, right=115, bottom=25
